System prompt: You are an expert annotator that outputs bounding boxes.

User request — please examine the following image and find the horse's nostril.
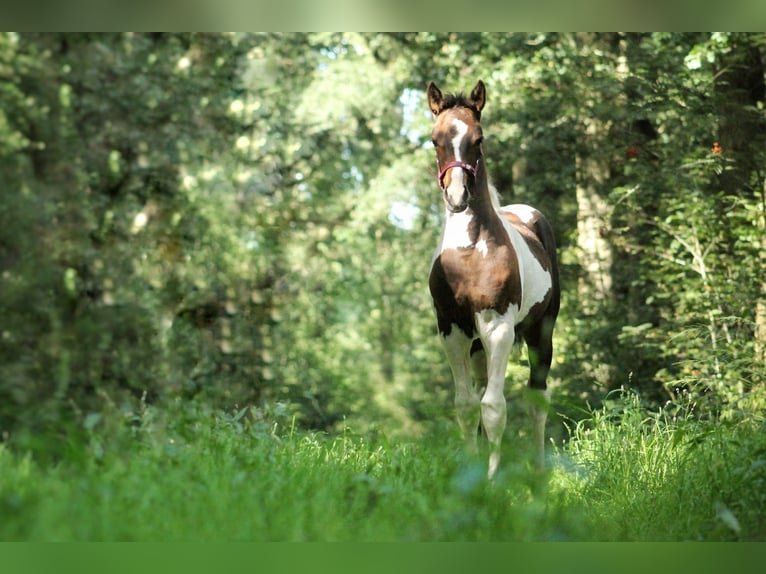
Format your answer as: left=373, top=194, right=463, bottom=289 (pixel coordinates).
left=443, top=188, right=469, bottom=213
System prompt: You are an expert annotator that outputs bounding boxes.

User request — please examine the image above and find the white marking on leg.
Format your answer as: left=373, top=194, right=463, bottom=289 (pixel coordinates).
left=442, top=327, right=479, bottom=454
left=476, top=308, right=517, bottom=478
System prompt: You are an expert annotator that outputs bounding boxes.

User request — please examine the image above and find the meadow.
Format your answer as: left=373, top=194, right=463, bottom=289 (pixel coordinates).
left=4, top=33, right=766, bottom=545
left=2, top=390, right=764, bottom=541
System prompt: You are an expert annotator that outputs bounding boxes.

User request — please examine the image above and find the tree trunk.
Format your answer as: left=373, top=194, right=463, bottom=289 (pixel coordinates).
left=574, top=33, right=618, bottom=316
left=757, top=182, right=766, bottom=366
left=575, top=125, right=613, bottom=316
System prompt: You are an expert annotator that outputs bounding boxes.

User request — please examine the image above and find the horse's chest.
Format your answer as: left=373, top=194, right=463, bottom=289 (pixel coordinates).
left=429, top=245, right=522, bottom=334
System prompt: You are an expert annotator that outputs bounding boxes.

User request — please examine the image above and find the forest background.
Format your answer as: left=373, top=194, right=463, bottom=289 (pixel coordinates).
left=1, top=32, right=765, bottom=456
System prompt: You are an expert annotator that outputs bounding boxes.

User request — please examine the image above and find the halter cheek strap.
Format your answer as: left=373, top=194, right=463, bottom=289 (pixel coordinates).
left=437, top=158, right=481, bottom=191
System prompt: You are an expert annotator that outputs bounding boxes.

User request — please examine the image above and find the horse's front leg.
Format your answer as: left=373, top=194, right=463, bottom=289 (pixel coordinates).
left=441, top=328, right=479, bottom=455
left=476, top=311, right=515, bottom=478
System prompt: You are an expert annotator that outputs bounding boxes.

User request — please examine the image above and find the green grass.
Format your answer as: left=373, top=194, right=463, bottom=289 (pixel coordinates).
left=1, top=391, right=765, bottom=541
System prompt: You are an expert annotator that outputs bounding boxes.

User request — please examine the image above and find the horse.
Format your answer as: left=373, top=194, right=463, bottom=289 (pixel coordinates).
left=426, top=79, right=560, bottom=478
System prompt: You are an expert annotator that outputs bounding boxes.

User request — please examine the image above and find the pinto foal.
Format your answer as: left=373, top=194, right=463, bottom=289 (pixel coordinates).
left=427, top=80, right=560, bottom=478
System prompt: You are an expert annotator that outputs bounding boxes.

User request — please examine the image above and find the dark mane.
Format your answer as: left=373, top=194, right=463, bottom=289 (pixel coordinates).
left=441, top=92, right=481, bottom=117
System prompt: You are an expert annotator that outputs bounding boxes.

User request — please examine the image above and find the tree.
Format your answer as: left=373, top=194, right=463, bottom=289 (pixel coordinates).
left=2, top=33, right=764, bottom=451
left=0, top=33, right=250, bottom=446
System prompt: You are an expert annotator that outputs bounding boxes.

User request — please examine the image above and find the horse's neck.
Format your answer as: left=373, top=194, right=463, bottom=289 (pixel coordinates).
left=440, top=170, right=505, bottom=250
left=472, top=167, right=504, bottom=223
left=486, top=182, right=501, bottom=211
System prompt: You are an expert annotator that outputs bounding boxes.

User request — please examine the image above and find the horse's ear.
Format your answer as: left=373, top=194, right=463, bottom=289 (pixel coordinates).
left=427, top=82, right=444, bottom=115
left=470, top=80, right=486, bottom=114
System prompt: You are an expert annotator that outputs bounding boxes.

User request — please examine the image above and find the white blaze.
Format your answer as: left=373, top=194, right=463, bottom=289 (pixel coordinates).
left=444, top=118, right=468, bottom=206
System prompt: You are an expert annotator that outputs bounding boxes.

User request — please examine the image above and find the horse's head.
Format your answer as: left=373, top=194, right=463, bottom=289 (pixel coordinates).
left=427, top=80, right=486, bottom=213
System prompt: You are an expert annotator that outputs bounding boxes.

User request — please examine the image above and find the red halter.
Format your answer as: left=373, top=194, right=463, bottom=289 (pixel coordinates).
left=436, top=158, right=481, bottom=191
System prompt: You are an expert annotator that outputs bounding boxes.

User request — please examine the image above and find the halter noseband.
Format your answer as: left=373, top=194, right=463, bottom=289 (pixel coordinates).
left=436, top=158, right=481, bottom=192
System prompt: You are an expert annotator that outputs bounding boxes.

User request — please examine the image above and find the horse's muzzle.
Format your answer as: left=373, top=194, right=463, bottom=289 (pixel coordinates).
left=444, top=188, right=469, bottom=213
left=437, top=159, right=479, bottom=213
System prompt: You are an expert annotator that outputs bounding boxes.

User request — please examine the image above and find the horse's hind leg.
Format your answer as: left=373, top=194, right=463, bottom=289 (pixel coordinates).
left=528, top=387, right=551, bottom=471
left=523, top=317, right=555, bottom=471
left=469, top=339, right=488, bottom=400
left=467, top=339, right=488, bottom=441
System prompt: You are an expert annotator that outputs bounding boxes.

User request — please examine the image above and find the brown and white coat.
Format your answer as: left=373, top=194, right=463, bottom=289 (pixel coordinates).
left=427, top=80, right=560, bottom=477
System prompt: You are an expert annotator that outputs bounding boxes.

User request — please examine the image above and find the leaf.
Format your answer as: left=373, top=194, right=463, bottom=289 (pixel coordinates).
left=714, top=501, right=741, bottom=535
left=83, top=412, right=102, bottom=431
left=232, top=406, right=249, bottom=423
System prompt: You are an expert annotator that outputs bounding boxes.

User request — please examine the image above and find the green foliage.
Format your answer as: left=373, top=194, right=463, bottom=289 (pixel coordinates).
left=0, top=33, right=765, bottom=472
left=0, top=33, right=252, bottom=443
left=559, top=388, right=766, bottom=540
left=606, top=33, right=766, bottom=414
left=1, top=395, right=764, bottom=540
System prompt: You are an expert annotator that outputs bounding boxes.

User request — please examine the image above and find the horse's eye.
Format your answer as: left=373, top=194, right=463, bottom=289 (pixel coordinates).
left=431, top=139, right=438, bottom=148
left=476, top=137, right=484, bottom=146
